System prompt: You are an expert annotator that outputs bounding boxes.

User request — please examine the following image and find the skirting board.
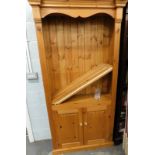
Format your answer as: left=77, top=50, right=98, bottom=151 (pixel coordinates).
left=51, top=141, right=113, bottom=155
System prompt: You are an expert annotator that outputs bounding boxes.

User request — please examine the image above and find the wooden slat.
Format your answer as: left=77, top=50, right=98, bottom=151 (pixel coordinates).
left=77, top=18, right=85, bottom=95
left=90, top=16, right=98, bottom=94
left=52, top=140, right=113, bottom=155
left=49, top=18, right=61, bottom=93
left=84, top=18, right=92, bottom=94
left=71, top=18, right=79, bottom=81
left=52, top=64, right=113, bottom=105
left=56, top=17, right=66, bottom=89
left=64, top=16, right=72, bottom=86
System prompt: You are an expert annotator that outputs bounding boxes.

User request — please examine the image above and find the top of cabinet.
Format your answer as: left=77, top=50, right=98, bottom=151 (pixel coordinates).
left=28, top=0, right=127, bottom=8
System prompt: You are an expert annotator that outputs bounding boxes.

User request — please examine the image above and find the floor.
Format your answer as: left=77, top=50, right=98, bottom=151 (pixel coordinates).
left=26, top=137, right=125, bottom=155
left=26, top=136, right=51, bottom=155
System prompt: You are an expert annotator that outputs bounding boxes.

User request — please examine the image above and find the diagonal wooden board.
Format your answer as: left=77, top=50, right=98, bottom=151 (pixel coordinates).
left=52, top=64, right=113, bottom=105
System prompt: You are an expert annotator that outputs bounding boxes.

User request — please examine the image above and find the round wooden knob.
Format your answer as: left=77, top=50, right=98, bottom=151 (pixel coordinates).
left=84, top=122, right=87, bottom=126
left=79, top=122, right=83, bottom=126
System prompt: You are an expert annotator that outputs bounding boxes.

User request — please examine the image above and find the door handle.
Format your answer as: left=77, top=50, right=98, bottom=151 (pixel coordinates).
left=79, top=122, right=83, bottom=126
left=84, top=122, right=87, bottom=126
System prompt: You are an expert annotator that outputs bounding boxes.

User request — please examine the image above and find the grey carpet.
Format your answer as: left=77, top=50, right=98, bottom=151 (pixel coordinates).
left=27, top=137, right=124, bottom=155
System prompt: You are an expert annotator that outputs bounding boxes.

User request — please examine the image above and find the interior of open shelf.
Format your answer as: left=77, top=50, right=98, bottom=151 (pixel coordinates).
left=52, top=63, right=112, bottom=105
left=52, top=93, right=112, bottom=110
left=42, top=14, right=114, bottom=106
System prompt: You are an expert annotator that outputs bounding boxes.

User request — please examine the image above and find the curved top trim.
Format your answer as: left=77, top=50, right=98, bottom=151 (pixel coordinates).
left=41, top=8, right=115, bottom=19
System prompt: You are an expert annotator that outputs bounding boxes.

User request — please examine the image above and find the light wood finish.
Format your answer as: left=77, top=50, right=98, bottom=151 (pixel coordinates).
left=52, top=94, right=112, bottom=152
left=52, top=108, right=83, bottom=148
left=30, top=6, right=57, bottom=149
left=29, top=0, right=127, bottom=154
left=52, top=64, right=112, bottom=105
left=109, top=8, right=124, bottom=140
left=52, top=94, right=111, bottom=111
left=42, top=15, right=114, bottom=97
left=52, top=141, right=113, bottom=155
left=29, top=0, right=127, bottom=8
left=41, top=8, right=115, bottom=19
left=83, top=105, right=111, bottom=145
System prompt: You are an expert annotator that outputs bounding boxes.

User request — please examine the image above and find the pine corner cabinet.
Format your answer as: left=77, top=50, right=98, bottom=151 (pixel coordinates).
left=28, top=0, right=127, bottom=154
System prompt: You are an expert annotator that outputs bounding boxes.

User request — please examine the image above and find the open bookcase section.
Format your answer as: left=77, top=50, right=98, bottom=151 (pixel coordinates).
left=52, top=93, right=112, bottom=110
left=42, top=14, right=114, bottom=104
left=52, top=64, right=113, bottom=105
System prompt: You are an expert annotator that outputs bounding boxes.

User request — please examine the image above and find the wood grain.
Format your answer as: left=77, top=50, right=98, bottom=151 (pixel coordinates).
left=29, top=0, right=127, bottom=154
left=53, top=108, right=83, bottom=148
left=52, top=64, right=113, bottom=105
left=52, top=141, right=113, bottom=155
left=42, top=15, right=114, bottom=96
left=84, top=104, right=111, bottom=145
left=109, top=9, right=123, bottom=140
left=52, top=94, right=111, bottom=111
left=52, top=93, right=112, bottom=151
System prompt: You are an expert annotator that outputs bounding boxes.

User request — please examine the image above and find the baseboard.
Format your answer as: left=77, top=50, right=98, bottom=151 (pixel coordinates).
left=52, top=141, right=113, bottom=155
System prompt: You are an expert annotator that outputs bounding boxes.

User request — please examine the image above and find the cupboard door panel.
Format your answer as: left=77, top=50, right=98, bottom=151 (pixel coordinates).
left=84, top=105, right=111, bottom=145
left=53, top=109, right=83, bottom=148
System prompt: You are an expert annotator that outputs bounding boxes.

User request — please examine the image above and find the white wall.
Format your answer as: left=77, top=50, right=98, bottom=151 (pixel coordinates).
left=26, top=1, right=51, bottom=141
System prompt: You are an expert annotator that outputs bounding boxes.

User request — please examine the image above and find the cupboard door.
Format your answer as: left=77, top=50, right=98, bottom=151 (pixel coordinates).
left=83, top=105, right=111, bottom=145
left=53, top=108, right=83, bottom=148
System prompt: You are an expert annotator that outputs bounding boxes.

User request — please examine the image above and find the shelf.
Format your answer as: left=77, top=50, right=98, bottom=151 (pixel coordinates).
left=52, top=94, right=112, bottom=111
left=52, top=64, right=113, bottom=105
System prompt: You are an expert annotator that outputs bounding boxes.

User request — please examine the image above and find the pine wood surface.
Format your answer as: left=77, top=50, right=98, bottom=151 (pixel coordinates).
left=52, top=64, right=112, bottom=105
left=52, top=94, right=111, bottom=110
left=52, top=94, right=112, bottom=150
left=42, top=15, right=114, bottom=97
left=52, top=141, right=113, bottom=155
left=29, top=0, right=127, bottom=153
left=29, top=0, right=127, bottom=8
left=52, top=108, right=83, bottom=148
left=84, top=105, right=111, bottom=145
